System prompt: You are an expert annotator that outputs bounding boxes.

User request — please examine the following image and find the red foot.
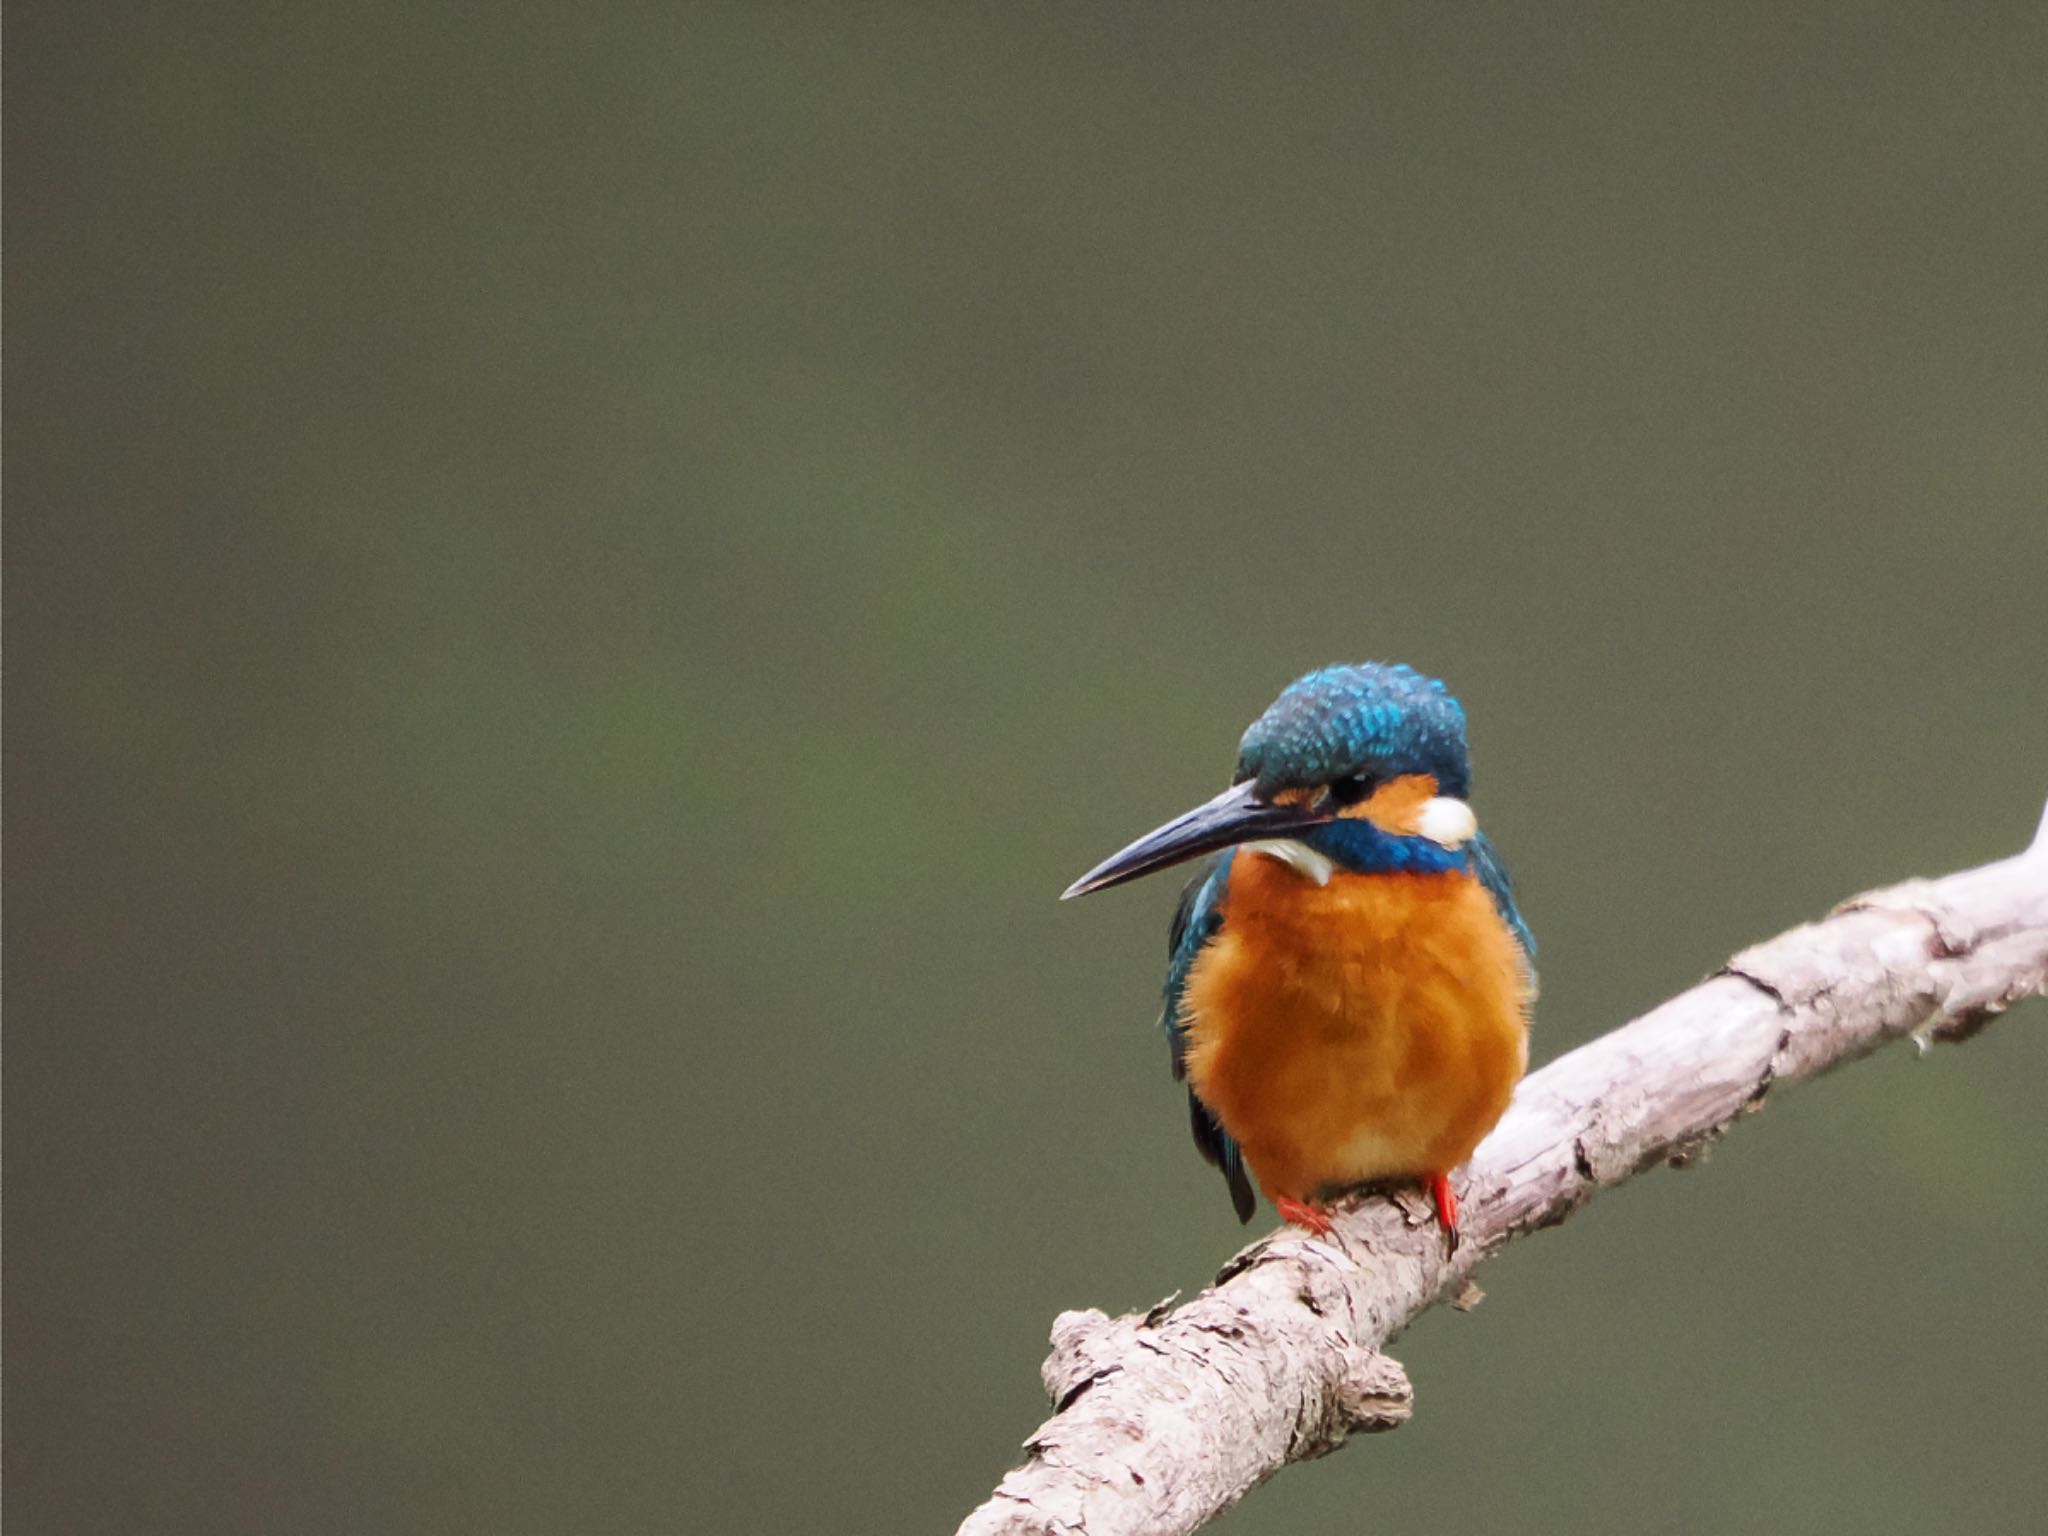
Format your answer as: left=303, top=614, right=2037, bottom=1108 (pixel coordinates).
left=1275, top=1196, right=1336, bottom=1236
left=1428, top=1173, right=1460, bottom=1242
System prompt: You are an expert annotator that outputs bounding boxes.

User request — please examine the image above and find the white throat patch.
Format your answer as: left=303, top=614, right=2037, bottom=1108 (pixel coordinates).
left=1243, top=839, right=1335, bottom=885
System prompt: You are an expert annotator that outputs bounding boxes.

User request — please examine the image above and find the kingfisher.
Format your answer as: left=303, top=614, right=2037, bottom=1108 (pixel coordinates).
left=1063, top=662, right=1534, bottom=1242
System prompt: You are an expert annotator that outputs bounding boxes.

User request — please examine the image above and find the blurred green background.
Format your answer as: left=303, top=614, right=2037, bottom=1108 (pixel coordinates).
left=9, top=5, right=2048, bottom=1533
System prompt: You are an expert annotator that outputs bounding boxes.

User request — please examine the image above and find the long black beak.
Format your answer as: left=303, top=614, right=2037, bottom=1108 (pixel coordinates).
left=1061, top=781, right=1335, bottom=899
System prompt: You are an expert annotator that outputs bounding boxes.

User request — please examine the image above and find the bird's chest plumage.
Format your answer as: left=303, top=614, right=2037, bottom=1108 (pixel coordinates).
left=1181, top=848, right=1531, bottom=1202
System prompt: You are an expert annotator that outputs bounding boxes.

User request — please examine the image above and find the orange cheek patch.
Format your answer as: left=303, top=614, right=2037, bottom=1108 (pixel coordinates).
left=1339, top=773, right=1439, bottom=835
left=1268, top=786, right=1322, bottom=809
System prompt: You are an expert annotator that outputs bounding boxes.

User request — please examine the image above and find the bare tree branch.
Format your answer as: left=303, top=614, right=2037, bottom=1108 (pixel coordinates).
left=958, top=804, right=2048, bottom=1536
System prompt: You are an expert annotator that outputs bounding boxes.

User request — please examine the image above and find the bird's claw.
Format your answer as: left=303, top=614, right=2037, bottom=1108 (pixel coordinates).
left=1429, top=1172, right=1461, bottom=1256
left=1275, top=1196, right=1336, bottom=1236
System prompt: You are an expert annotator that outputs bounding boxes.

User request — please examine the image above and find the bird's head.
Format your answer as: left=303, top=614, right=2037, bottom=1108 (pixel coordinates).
left=1062, top=662, right=1478, bottom=898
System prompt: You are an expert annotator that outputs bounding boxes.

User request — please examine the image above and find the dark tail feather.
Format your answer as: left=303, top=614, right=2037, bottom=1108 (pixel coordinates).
left=1189, top=1091, right=1258, bottom=1224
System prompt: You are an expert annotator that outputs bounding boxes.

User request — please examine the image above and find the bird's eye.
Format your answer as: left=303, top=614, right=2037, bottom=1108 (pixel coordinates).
left=1326, top=773, right=1377, bottom=808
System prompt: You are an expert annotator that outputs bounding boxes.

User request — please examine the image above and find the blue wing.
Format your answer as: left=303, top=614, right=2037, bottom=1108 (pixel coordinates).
left=1467, top=830, right=1536, bottom=964
left=1162, top=852, right=1257, bottom=1223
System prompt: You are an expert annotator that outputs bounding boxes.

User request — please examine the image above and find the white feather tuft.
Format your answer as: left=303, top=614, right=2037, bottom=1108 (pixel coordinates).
left=1244, top=839, right=1335, bottom=885
left=1417, top=797, right=1478, bottom=849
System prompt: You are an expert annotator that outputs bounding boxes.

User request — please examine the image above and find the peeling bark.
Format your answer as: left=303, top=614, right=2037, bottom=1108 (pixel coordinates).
left=959, top=805, right=2048, bottom=1536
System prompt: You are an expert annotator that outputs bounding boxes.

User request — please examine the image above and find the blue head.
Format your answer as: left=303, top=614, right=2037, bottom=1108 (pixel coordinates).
left=1233, top=663, right=1471, bottom=802
left=1063, top=662, right=1480, bottom=897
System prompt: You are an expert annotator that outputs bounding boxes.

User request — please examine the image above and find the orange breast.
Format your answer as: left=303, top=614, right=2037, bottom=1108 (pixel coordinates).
left=1181, top=849, right=1531, bottom=1204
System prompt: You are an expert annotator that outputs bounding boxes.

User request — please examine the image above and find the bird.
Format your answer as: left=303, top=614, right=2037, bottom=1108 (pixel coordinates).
left=1062, top=662, right=1534, bottom=1243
